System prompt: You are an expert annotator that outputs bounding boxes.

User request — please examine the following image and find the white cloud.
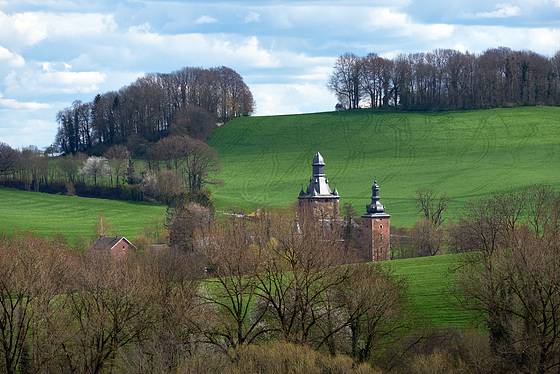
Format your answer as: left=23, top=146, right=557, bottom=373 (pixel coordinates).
left=4, top=65, right=106, bottom=96
left=364, top=8, right=454, bottom=39
left=121, top=31, right=279, bottom=69
left=128, top=22, right=152, bottom=33
left=195, top=15, right=217, bottom=24
left=243, top=11, right=261, bottom=23
left=475, top=3, right=521, bottom=18
left=39, top=71, right=106, bottom=93
left=0, top=93, right=50, bottom=110
left=0, top=45, right=24, bottom=67
left=251, top=83, right=336, bottom=116
left=0, top=10, right=117, bottom=48
left=451, top=25, right=560, bottom=56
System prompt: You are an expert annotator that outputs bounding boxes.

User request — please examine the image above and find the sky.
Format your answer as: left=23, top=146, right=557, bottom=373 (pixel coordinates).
left=1, top=0, right=559, bottom=149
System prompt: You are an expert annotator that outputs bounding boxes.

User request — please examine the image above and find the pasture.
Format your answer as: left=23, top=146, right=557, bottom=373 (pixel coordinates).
left=388, top=253, right=472, bottom=327
left=0, top=188, right=166, bottom=243
left=209, top=106, right=560, bottom=226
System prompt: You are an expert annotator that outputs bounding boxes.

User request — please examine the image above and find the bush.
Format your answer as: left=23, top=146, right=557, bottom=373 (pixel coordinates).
left=178, top=341, right=382, bottom=374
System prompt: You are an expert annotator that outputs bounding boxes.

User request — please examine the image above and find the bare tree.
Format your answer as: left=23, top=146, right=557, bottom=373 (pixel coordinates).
left=0, top=231, right=72, bottom=374
left=167, top=201, right=213, bottom=251
left=0, top=142, right=19, bottom=177
left=61, top=252, right=155, bottom=373
left=335, top=263, right=410, bottom=363
left=193, top=218, right=271, bottom=354
left=327, top=53, right=364, bottom=110
left=454, top=186, right=560, bottom=374
left=415, top=187, right=450, bottom=227
left=251, top=206, right=353, bottom=347
left=104, top=144, right=130, bottom=186
left=183, top=136, right=221, bottom=191
left=410, top=218, right=446, bottom=256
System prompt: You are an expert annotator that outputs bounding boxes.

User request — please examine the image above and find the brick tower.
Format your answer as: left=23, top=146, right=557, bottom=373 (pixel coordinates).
left=361, top=180, right=390, bottom=262
left=298, top=152, right=340, bottom=221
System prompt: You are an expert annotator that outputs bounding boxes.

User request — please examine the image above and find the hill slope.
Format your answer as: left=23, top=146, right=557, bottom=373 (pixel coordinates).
left=209, top=107, right=560, bottom=226
left=0, top=188, right=166, bottom=243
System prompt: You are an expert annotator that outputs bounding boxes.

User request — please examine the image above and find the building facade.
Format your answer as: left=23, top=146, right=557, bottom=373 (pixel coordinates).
left=361, top=180, right=391, bottom=262
left=298, top=151, right=340, bottom=221
left=298, top=152, right=390, bottom=262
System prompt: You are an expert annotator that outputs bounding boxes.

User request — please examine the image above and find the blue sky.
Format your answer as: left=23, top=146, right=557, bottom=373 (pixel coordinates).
left=1, top=0, right=559, bottom=149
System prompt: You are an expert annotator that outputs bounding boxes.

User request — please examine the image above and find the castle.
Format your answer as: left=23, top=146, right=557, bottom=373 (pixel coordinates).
left=298, top=152, right=390, bottom=262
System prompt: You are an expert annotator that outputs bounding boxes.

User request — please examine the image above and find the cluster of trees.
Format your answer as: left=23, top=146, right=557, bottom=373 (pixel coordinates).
left=0, top=207, right=415, bottom=373
left=54, top=66, right=254, bottom=155
left=328, top=48, right=560, bottom=111
left=4, top=184, right=560, bottom=372
left=0, top=138, right=220, bottom=204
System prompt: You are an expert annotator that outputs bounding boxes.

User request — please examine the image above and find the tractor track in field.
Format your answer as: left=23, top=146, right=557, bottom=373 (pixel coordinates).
left=385, top=114, right=417, bottom=183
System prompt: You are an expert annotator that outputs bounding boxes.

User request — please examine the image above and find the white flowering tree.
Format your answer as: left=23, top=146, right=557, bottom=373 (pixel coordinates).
left=79, top=156, right=111, bottom=187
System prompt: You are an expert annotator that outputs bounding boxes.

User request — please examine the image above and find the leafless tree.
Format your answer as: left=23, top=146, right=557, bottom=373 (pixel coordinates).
left=410, top=217, right=446, bottom=256
left=193, top=218, right=271, bottom=354
left=328, top=52, right=364, bottom=110
left=454, top=185, right=560, bottom=374
left=183, top=136, right=222, bottom=191
left=167, top=201, right=213, bottom=251
left=415, top=187, right=450, bottom=227
left=0, top=142, right=19, bottom=177
left=104, top=144, right=130, bottom=186
left=335, top=263, right=410, bottom=363
left=61, top=252, right=155, bottom=374
left=0, top=231, right=73, bottom=374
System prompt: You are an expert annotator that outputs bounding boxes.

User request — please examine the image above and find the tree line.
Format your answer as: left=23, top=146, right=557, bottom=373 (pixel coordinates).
left=54, top=66, right=255, bottom=155
left=0, top=137, right=220, bottom=204
left=328, top=47, right=560, bottom=111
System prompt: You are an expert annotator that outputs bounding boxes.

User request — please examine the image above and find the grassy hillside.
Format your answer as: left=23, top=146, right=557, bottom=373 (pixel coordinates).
left=208, top=107, right=560, bottom=226
left=388, top=254, right=471, bottom=327
left=0, top=188, right=166, bottom=243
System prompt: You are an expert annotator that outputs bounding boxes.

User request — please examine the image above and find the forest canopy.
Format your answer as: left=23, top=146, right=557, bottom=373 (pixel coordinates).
left=328, top=47, right=560, bottom=111
left=54, top=66, right=254, bottom=155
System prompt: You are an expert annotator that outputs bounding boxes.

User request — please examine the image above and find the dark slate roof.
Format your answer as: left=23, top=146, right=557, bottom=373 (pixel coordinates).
left=298, top=151, right=340, bottom=200
left=362, top=180, right=391, bottom=218
left=92, top=236, right=136, bottom=251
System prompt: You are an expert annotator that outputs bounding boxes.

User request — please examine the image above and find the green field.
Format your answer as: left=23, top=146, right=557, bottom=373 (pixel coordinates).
left=388, top=254, right=471, bottom=327
left=0, top=188, right=166, bottom=243
left=209, top=107, right=560, bottom=226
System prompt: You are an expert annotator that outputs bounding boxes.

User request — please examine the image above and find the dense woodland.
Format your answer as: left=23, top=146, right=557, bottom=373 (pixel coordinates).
left=54, top=66, right=254, bottom=155
left=328, top=47, right=560, bottom=111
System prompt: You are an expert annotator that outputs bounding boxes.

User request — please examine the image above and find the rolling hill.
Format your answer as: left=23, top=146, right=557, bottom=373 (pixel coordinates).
left=208, top=106, right=560, bottom=227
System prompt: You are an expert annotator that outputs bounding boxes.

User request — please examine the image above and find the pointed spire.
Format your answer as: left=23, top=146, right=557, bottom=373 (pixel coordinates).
left=364, top=177, right=387, bottom=215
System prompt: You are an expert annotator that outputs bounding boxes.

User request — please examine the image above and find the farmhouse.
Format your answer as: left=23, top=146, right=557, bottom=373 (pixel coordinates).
left=298, top=152, right=390, bottom=262
left=93, top=236, right=136, bottom=258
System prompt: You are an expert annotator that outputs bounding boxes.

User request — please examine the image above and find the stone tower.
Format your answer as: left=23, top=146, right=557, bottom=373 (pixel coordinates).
left=298, top=152, right=340, bottom=221
left=361, top=180, right=390, bottom=262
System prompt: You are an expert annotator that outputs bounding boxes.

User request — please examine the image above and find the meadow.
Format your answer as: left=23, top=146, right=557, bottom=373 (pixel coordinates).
left=387, top=253, right=472, bottom=327
left=209, top=106, right=560, bottom=226
left=0, top=188, right=166, bottom=243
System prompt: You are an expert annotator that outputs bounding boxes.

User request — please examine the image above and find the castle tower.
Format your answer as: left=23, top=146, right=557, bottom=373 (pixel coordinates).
left=298, top=152, right=340, bottom=221
left=361, top=180, right=390, bottom=262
